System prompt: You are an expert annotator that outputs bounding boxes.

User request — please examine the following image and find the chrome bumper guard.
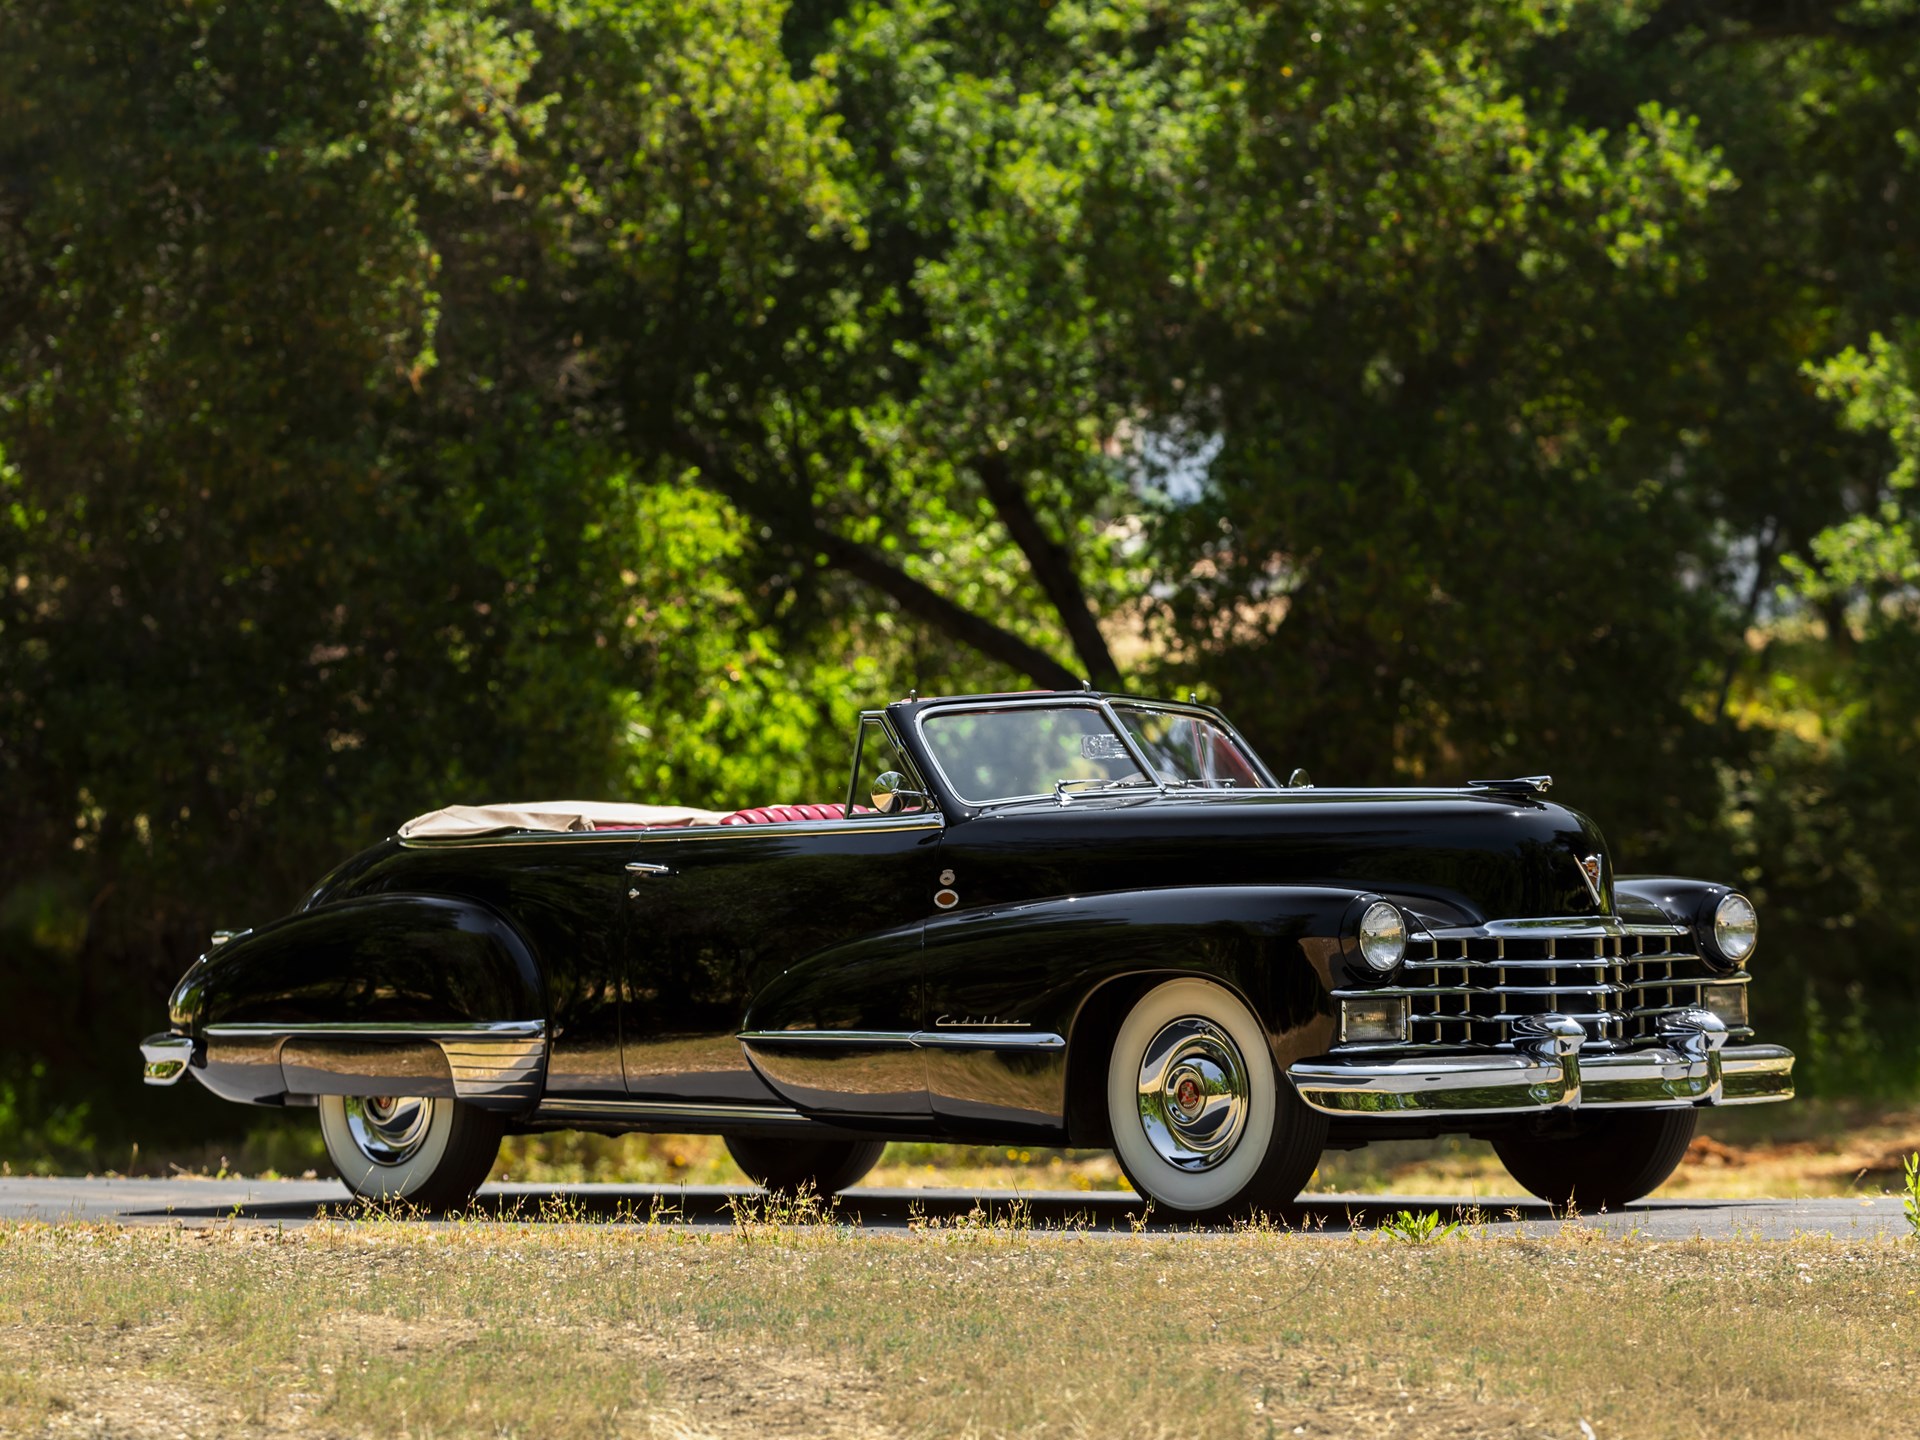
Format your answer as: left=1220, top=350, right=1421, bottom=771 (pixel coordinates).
left=140, top=1032, right=196, bottom=1086
left=1289, top=1008, right=1794, bottom=1117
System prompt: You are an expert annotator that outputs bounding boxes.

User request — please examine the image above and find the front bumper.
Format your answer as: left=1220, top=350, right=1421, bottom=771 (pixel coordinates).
left=1288, top=1010, right=1794, bottom=1117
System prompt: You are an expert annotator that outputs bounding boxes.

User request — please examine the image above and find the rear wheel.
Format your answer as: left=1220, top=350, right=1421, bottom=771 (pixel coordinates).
left=318, top=1095, right=503, bottom=1210
left=1105, top=977, right=1326, bottom=1222
left=725, top=1135, right=887, bottom=1195
left=1492, top=1108, right=1697, bottom=1211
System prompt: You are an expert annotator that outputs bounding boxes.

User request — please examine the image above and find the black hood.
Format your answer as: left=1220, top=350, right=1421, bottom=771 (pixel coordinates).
left=943, top=789, right=1613, bottom=924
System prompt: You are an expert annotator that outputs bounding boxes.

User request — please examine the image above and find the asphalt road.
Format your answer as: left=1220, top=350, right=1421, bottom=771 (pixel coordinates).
left=0, top=1176, right=1909, bottom=1240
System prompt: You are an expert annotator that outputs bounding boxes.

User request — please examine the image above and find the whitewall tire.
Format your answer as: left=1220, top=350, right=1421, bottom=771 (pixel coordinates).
left=1106, top=977, right=1326, bottom=1218
left=318, top=1095, right=503, bottom=1209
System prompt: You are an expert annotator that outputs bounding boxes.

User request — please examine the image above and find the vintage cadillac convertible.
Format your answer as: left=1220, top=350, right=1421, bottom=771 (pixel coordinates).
left=141, top=691, right=1792, bottom=1216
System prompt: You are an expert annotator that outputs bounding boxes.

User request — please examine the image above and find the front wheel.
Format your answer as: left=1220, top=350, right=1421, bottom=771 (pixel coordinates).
left=1105, top=977, right=1327, bottom=1221
left=318, top=1095, right=504, bottom=1210
left=1492, top=1108, right=1697, bottom=1211
left=725, top=1136, right=887, bottom=1195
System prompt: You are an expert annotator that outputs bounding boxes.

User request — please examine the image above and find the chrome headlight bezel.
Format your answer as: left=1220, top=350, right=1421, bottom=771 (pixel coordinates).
left=1706, top=891, right=1758, bottom=969
left=1357, top=900, right=1408, bottom=975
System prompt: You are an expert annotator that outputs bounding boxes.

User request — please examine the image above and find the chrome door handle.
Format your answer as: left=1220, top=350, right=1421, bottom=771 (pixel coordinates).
left=625, top=860, right=673, bottom=898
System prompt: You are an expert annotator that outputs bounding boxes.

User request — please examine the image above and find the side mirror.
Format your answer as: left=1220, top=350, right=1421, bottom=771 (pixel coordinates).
left=872, top=771, right=933, bottom=815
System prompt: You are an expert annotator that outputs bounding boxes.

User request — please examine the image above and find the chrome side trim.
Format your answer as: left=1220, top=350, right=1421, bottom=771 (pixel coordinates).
left=409, top=812, right=948, bottom=849
left=533, top=1098, right=812, bottom=1126
left=401, top=830, right=655, bottom=850
left=204, top=1020, right=545, bottom=1039
left=635, top=815, right=946, bottom=844
left=203, top=1022, right=547, bottom=1106
left=140, top=1032, right=195, bottom=1086
left=737, top=1028, right=1066, bottom=1053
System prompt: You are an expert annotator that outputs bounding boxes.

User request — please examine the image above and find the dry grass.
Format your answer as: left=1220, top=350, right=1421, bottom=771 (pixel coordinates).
left=481, top=1101, right=1920, bottom=1204
left=1, top=1215, right=1917, bottom=1439
left=1309, top=1100, right=1920, bottom=1201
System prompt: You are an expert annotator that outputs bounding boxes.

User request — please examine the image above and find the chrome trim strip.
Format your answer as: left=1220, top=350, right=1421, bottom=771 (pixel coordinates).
left=634, top=815, right=946, bottom=844
left=405, top=814, right=948, bottom=849
left=913, top=1030, right=1065, bottom=1051
left=140, top=1032, right=195, bottom=1087
left=1334, top=983, right=1625, bottom=999
left=738, top=1028, right=1066, bottom=1053
left=204, top=1021, right=545, bottom=1040
left=740, top=1029, right=918, bottom=1050
left=401, top=830, right=655, bottom=849
left=532, top=1098, right=812, bottom=1126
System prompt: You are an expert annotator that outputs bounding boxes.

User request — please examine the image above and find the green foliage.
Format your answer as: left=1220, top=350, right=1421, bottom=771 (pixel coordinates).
left=1377, top=1208, right=1460, bottom=1245
left=1904, top=1153, right=1920, bottom=1241
left=9, top=0, right=1920, bottom=1163
left=0, top=1064, right=95, bottom=1175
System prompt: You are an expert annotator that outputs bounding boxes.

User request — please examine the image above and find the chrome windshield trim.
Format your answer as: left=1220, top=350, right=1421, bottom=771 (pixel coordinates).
left=911, top=695, right=1273, bottom=808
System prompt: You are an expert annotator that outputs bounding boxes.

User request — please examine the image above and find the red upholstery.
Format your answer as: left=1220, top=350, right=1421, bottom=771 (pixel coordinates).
left=720, top=802, right=874, bottom=825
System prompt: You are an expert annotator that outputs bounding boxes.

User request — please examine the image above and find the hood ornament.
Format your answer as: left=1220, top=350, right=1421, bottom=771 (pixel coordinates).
left=1577, top=853, right=1605, bottom=908
left=1466, top=775, right=1552, bottom=799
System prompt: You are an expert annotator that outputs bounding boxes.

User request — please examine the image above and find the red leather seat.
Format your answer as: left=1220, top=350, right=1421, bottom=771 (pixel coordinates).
left=720, top=803, right=871, bottom=825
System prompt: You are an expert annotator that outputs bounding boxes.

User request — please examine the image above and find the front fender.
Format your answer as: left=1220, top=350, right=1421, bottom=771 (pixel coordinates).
left=919, top=884, right=1366, bottom=1138
left=1615, top=876, right=1738, bottom=944
left=166, top=894, right=546, bottom=1111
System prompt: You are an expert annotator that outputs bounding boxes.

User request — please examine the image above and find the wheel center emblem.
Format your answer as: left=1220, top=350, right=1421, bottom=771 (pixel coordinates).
left=1176, top=1077, right=1201, bottom=1110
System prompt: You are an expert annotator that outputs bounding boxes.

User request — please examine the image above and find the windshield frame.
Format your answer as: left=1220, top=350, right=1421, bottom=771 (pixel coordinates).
left=909, top=695, right=1278, bottom=809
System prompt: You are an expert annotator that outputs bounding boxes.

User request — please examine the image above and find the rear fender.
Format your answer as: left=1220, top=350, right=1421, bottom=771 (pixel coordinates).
left=166, top=894, right=546, bottom=1112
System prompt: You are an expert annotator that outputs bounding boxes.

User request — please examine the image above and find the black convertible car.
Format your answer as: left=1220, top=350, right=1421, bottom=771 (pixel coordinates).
left=142, top=690, right=1791, bottom=1216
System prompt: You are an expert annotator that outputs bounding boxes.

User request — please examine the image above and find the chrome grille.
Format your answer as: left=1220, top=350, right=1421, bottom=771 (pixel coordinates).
left=1348, top=920, right=1748, bottom=1051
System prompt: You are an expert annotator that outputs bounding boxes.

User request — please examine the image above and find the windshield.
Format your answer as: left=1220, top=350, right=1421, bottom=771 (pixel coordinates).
left=919, top=705, right=1145, bottom=803
left=918, top=700, right=1267, bottom=803
left=1112, top=704, right=1266, bottom=788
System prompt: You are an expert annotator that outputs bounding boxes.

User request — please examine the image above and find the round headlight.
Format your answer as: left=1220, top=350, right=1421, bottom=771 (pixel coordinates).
left=1712, top=892, right=1758, bottom=965
left=1358, top=901, right=1407, bottom=974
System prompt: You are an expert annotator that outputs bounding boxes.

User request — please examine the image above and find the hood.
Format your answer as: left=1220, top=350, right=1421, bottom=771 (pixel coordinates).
left=945, top=788, right=1614, bottom=924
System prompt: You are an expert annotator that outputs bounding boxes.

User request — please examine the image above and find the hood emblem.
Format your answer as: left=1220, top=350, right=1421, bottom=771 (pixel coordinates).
left=1577, top=853, right=1605, bottom=908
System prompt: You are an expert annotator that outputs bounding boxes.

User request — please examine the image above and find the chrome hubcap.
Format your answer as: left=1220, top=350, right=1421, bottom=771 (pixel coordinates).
left=1135, top=1017, right=1250, bottom=1171
left=343, top=1095, right=433, bottom=1166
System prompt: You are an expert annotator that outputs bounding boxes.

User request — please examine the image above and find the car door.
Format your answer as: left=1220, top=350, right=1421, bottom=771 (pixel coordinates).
left=620, top=717, right=942, bottom=1119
